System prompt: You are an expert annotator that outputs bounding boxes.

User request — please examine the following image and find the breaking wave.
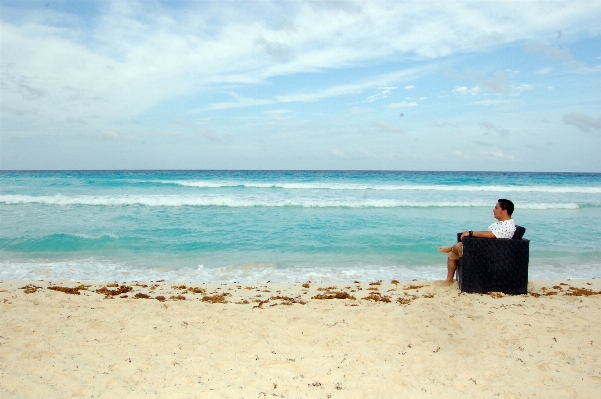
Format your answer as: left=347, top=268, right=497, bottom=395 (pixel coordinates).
left=158, top=180, right=601, bottom=193
left=0, top=195, right=583, bottom=209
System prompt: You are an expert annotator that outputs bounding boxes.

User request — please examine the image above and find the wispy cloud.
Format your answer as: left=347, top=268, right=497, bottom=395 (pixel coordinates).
left=471, top=99, right=515, bottom=106
left=198, top=128, right=222, bottom=142
left=209, top=96, right=273, bottom=110
left=374, top=121, right=403, bottom=133
left=365, top=87, right=397, bottom=102
left=563, top=112, right=601, bottom=133
left=525, top=42, right=574, bottom=62
left=482, top=122, right=509, bottom=136
left=386, top=101, right=418, bottom=109
left=331, top=148, right=350, bottom=159
left=479, top=72, right=510, bottom=94
left=358, top=148, right=377, bottom=159
left=454, top=86, right=481, bottom=95
left=277, top=67, right=429, bottom=103
left=482, top=150, right=517, bottom=161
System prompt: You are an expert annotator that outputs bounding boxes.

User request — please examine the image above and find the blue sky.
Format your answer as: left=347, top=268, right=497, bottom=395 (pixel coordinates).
left=1, top=0, right=601, bottom=171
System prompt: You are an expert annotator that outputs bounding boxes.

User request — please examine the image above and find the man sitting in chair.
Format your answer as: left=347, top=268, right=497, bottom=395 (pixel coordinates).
left=439, top=199, right=516, bottom=285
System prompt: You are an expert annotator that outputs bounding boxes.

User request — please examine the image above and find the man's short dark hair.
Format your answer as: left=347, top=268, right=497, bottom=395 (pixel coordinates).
left=498, top=199, right=514, bottom=216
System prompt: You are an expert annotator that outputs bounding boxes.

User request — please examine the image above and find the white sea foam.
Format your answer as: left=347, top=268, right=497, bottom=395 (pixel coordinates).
left=159, top=180, right=601, bottom=194
left=0, top=259, right=465, bottom=283
left=1, top=258, right=600, bottom=283
left=0, top=195, right=583, bottom=209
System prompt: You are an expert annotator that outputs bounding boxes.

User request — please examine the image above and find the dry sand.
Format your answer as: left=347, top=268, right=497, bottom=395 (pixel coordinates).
left=1, top=278, right=600, bottom=398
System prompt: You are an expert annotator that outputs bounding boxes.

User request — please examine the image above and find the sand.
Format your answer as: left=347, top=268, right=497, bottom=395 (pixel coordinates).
left=1, top=278, right=601, bottom=398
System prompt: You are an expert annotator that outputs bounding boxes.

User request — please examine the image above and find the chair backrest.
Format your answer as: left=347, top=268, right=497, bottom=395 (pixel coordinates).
left=512, top=226, right=526, bottom=239
left=458, top=225, right=526, bottom=242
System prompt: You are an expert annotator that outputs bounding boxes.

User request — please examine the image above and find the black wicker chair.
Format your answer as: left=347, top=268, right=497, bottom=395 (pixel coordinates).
left=456, top=226, right=529, bottom=295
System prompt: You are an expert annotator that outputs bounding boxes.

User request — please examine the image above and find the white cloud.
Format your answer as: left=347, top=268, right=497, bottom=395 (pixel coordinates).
left=358, top=148, right=377, bottom=158
left=199, top=128, right=222, bottom=142
left=513, top=84, right=533, bottom=92
left=2, top=0, right=600, bottom=129
left=404, top=85, right=414, bottom=90
left=479, top=72, right=510, bottom=94
left=454, top=86, right=481, bottom=95
left=374, top=121, right=403, bottom=133
left=471, top=100, right=515, bottom=106
left=350, top=106, right=369, bottom=115
left=481, top=122, right=509, bottom=136
left=277, top=67, right=429, bottom=103
left=331, top=148, right=350, bottom=159
left=386, top=101, right=418, bottom=109
left=208, top=97, right=273, bottom=110
left=563, top=112, right=601, bottom=133
left=483, top=150, right=517, bottom=161
left=454, top=72, right=531, bottom=96
left=525, top=42, right=574, bottom=62
left=365, top=87, right=397, bottom=102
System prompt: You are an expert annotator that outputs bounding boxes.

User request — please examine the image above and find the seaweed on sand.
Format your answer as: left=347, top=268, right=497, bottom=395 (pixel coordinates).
left=269, top=295, right=306, bottom=305
left=397, top=294, right=418, bottom=305
left=96, top=285, right=133, bottom=297
left=251, top=295, right=306, bottom=308
left=201, top=293, right=230, bottom=303
left=362, top=292, right=391, bottom=302
left=564, top=287, right=601, bottom=296
left=317, top=286, right=338, bottom=291
left=187, top=287, right=206, bottom=294
left=48, top=284, right=89, bottom=295
left=312, top=292, right=356, bottom=300
left=20, top=284, right=43, bottom=294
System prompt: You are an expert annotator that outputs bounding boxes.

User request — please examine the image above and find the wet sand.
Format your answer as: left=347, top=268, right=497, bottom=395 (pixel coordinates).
left=1, top=278, right=600, bottom=398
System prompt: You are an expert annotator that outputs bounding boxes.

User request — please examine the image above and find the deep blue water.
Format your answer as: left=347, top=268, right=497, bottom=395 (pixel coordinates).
left=1, top=170, right=600, bottom=282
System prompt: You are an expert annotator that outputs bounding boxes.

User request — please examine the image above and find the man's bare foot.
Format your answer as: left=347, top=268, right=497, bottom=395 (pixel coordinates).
left=436, top=280, right=455, bottom=286
left=438, top=246, right=452, bottom=253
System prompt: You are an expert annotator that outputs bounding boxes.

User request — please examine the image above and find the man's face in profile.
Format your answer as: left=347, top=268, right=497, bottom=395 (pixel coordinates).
left=493, top=202, right=505, bottom=221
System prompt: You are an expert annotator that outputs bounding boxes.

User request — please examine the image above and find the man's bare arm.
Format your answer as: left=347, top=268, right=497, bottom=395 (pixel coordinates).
left=460, top=231, right=496, bottom=239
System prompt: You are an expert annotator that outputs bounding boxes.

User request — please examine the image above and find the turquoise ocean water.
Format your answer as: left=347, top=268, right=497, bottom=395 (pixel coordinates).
left=1, top=170, right=600, bottom=282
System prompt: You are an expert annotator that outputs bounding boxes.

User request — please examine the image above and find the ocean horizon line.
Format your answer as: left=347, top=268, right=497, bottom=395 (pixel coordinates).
left=2, top=169, right=601, bottom=175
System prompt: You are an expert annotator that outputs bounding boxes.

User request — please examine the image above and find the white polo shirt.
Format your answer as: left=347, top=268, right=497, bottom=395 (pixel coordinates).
left=488, top=219, right=516, bottom=239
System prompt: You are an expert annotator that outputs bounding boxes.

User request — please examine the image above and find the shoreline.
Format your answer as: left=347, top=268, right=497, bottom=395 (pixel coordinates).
left=2, top=278, right=601, bottom=398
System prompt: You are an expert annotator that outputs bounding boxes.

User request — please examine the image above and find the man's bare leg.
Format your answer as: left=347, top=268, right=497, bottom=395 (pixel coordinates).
left=442, top=242, right=461, bottom=285
left=438, top=245, right=453, bottom=253
left=444, top=257, right=457, bottom=285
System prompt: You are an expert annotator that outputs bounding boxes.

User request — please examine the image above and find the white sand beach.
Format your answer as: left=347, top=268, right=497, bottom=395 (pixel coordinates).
left=1, top=278, right=600, bottom=398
